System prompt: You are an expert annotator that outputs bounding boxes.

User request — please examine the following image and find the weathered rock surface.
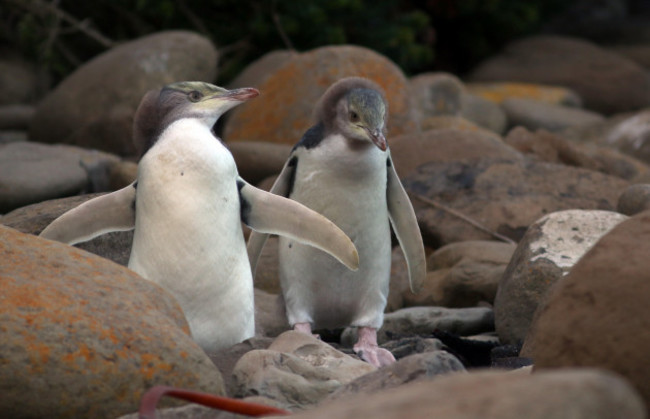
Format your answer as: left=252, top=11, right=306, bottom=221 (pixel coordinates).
left=343, top=306, right=495, bottom=346
left=617, top=183, right=650, bottom=215
left=403, top=157, right=629, bottom=246
left=469, top=36, right=650, bottom=114
left=0, top=226, right=224, bottom=418
left=0, top=104, right=35, bottom=130
left=327, top=351, right=465, bottom=402
left=465, top=81, right=582, bottom=107
left=231, top=331, right=375, bottom=410
left=389, top=127, right=521, bottom=178
left=227, top=141, right=291, bottom=185
left=0, top=142, right=125, bottom=213
left=606, top=109, right=650, bottom=164
left=501, top=98, right=604, bottom=132
left=393, top=240, right=516, bottom=309
left=223, top=45, right=418, bottom=145
left=289, top=369, right=646, bottom=419
left=522, top=210, right=650, bottom=411
left=29, top=31, right=218, bottom=157
left=1, top=194, right=134, bottom=265
left=495, top=209, right=628, bottom=345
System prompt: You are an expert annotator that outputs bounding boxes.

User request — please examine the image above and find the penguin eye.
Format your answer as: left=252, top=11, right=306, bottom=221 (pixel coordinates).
left=349, top=111, right=359, bottom=122
left=188, top=91, right=202, bottom=102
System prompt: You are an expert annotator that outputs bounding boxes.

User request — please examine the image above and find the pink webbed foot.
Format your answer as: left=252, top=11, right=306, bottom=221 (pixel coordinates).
left=353, top=326, right=395, bottom=367
left=293, top=322, right=320, bottom=339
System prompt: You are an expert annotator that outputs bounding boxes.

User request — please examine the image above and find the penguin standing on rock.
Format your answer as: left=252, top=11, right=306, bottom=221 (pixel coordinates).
left=248, top=77, right=426, bottom=367
left=40, top=81, right=359, bottom=353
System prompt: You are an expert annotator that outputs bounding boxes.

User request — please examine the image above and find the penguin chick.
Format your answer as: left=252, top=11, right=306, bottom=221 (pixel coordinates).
left=40, top=81, right=359, bottom=353
left=247, top=77, right=426, bottom=367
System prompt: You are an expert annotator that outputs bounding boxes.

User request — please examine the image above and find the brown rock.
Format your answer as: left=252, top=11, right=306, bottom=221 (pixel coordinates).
left=465, top=81, right=582, bottom=107
left=251, top=236, right=282, bottom=294
left=521, top=210, right=650, bottom=410
left=0, top=226, right=223, bottom=418
left=223, top=45, right=418, bottom=145
left=1, top=194, right=133, bottom=266
left=389, top=128, right=520, bottom=178
left=289, top=369, right=646, bottom=419
left=254, top=288, right=290, bottom=338
left=403, top=157, right=629, bottom=246
left=495, top=210, right=627, bottom=345
left=469, top=36, right=650, bottom=114
left=29, top=31, right=217, bottom=157
left=227, top=142, right=291, bottom=185
left=617, top=183, right=650, bottom=215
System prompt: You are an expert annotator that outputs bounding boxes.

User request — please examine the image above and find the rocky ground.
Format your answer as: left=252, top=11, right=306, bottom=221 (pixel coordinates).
left=2, top=29, right=650, bottom=418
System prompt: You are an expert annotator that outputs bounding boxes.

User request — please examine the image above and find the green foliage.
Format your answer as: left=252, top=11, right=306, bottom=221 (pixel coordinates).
left=1, top=0, right=434, bottom=86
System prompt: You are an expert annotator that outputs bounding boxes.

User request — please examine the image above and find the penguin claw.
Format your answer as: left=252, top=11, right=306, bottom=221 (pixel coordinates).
left=354, top=345, right=395, bottom=367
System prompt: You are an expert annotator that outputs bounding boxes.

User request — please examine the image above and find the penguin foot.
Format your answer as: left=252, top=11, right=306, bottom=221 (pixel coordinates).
left=293, top=322, right=320, bottom=339
left=353, top=326, right=395, bottom=367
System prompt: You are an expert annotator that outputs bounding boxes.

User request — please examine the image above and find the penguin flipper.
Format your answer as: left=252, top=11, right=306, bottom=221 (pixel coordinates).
left=246, top=157, right=296, bottom=274
left=239, top=177, right=359, bottom=272
left=386, top=156, right=426, bottom=293
left=39, top=182, right=137, bottom=245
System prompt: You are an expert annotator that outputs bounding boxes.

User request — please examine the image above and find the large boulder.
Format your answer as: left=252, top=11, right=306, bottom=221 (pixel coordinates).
left=469, top=36, right=650, bottom=114
left=522, top=210, right=650, bottom=411
left=288, top=369, right=646, bottom=419
left=402, top=157, right=629, bottom=246
left=223, top=45, right=419, bottom=145
left=495, top=210, right=628, bottom=345
left=29, top=31, right=217, bottom=157
left=0, top=226, right=223, bottom=418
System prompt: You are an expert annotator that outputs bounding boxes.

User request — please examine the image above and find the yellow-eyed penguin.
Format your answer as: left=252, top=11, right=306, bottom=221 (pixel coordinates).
left=247, top=77, right=426, bottom=366
left=40, top=81, right=359, bottom=353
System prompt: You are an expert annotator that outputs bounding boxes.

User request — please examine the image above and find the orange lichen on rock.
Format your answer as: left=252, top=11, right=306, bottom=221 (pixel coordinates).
left=465, top=82, right=580, bottom=106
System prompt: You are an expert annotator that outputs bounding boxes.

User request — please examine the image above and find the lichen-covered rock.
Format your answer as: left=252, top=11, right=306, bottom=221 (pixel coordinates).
left=223, top=45, right=418, bottom=145
left=0, top=226, right=224, bottom=418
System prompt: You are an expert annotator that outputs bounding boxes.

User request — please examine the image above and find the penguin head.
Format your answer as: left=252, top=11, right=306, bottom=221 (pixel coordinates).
left=134, top=81, right=259, bottom=157
left=316, top=77, right=388, bottom=151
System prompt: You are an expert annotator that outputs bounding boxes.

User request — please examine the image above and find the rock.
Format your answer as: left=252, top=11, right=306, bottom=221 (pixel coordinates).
left=418, top=115, right=503, bottom=141
left=608, top=44, right=650, bottom=69
left=469, top=35, right=650, bottom=114
left=617, top=183, right=650, bottom=215
left=605, top=109, right=650, bottom=164
left=289, top=369, right=646, bottom=419
left=408, top=72, right=464, bottom=119
left=1, top=193, right=134, bottom=265
left=251, top=236, right=281, bottom=294
left=396, top=241, right=516, bottom=309
left=504, top=126, right=650, bottom=181
left=379, top=336, right=444, bottom=360
left=223, top=45, right=418, bottom=145
left=231, top=331, right=376, bottom=410
left=342, top=306, right=495, bottom=346
left=29, top=31, right=217, bottom=157
left=495, top=209, right=628, bottom=346
left=208, top=337, right=274, bottom=396
left=117, top=396, right=286, bottom=419
left=0, top=49, right=40, bottom=106
left=227, top=142, right=291, bottom=186
left=465, top=81, right=582, bottom=107
left=326, top=351, right=465, bottom=402
left=501, top=98, right=605, bottom=132
left=0, top=142, right=124, bottom=213
left=460, top=93, right=508, bottom=134
left=253, top=288, right=290, bottom=338
left=0, top=130, right=27, bottom=144
left=227, top=50, right=296, bottom=90
left=0, top=105, right=35, bottom=130
left=0, top=226, right=224, bottom=418
left=403, top=157, right=630, bottom=246
left=389, top=127, right=520, bottom=178
left=522, top=210, right=650, bottom=410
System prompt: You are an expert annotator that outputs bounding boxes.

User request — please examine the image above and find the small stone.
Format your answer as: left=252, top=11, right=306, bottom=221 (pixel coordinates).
left=617, top=183, right=650, bottom=215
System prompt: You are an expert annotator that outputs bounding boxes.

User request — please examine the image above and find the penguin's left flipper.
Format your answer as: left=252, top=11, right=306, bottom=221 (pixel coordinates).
left=39, top=182, right=137, bottom=245
left=386, top=155, right=426, bottom=293
left=238, top=177, right=359, bottom=272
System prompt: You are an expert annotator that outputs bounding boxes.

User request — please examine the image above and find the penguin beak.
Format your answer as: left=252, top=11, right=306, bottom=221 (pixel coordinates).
left=217, top=87, right=260, bottom=102
left=368, top=129, right=387, bottom=151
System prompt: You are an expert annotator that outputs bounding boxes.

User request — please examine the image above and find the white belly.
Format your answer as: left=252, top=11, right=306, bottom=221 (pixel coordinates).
left=279, top=140, right=391, bottom=329
left=128, top=120, right=254, bottom=352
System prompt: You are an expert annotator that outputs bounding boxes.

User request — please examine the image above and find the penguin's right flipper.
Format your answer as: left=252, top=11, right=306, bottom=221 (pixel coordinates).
left=246, top=156, right=296, bottom=274
left=39, top=182, right=137, bottom=245
left=239, top=176, right=359, bottom=273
